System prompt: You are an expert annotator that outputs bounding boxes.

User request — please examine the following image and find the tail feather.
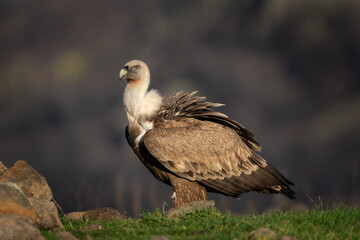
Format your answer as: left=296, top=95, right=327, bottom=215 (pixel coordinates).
left=200, top=165, right=295, bottom=199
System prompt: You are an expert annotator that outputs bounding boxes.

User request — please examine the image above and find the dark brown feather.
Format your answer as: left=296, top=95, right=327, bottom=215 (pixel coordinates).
left=160, top=91, right=261, bottom=151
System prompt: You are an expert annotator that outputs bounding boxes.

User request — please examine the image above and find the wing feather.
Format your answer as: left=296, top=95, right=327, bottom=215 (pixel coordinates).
left=143, top=119, right=260, bottom=182
left=143, top=117, right=294, bottom=198
left=160, top=91, right=261, bottom=151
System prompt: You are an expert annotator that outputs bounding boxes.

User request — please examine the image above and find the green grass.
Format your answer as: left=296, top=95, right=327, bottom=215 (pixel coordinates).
left=41, top=207, right=360, bottom=240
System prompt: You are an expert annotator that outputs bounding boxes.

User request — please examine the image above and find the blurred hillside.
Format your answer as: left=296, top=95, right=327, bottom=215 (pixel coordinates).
left=1, top=0, right=359, bottom=216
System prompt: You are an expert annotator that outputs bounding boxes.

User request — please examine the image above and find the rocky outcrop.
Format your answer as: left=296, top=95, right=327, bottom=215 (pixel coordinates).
left=0, top=160, right=53, bottom=200
left=0, top=214, right=45, bottom=240
left=28, top=196, right=64, bottom=229
left=56, top=231, right=79, bottom=240
left=65, top=211, right=86, bottom=221
left=0, top=160, right=64, bottom=231
left=83, top=207, right=122, bottom=221
left=0, top=181, right=37, bottom=222
left=0, top=160, right=128, bottom=239
left=65, top=207, right=122, bottom=221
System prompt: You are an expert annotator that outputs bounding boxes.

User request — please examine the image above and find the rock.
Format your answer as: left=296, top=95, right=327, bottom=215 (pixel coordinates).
left=0, top=182, right=29, bottom=206
left=249, top=227, right=277, bottom=240
left=65, top=211, right=86, bottom=221
left=56, top=231, right=78, bottom=240
left=0, top=214, right=45, bottom=240
left=151, top=235, right=169, bottom=240
left=0, top=161, right=7, bottom=175
left=166, top=200, right=215, bottom=219
left=83, top=207, right=122, bottom=221
left=0, top=181, right=37, bottom=222
left=0, top=160, right=53, bottom=200
left=0, top=161, right=63, bottom=231
left=82, top=223, right=102, bottom=231
left=28, top=197, right=64, bottom=229
left=279, top=236, right=298, bottom=240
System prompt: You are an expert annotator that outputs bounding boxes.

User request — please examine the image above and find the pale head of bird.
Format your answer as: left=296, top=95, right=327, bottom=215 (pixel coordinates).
left=120, top=60, right=160, bottom=120
left=119, top=60, right=150, bottom=88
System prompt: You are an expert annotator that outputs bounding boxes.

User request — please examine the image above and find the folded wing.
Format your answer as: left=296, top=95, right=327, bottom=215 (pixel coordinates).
left=143, top=118, right=295, bottom=198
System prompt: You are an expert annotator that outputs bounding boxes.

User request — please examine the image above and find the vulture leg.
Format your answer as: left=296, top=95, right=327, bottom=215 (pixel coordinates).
left=169, top=175, right=207, bottom=207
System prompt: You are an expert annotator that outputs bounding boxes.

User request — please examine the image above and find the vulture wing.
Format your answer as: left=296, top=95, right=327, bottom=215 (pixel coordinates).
left=143, top=118, right=295, bottom=198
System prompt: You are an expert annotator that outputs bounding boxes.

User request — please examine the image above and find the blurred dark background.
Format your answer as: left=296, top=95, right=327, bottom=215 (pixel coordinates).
left=1, top=0, right=359, bottom=216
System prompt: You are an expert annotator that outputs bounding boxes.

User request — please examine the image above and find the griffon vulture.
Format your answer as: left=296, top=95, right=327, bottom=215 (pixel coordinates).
left=119, top=60, right=295, bottom=207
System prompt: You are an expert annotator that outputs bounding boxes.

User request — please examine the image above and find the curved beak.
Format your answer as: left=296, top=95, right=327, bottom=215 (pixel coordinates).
left=119, top=68, right=128, bottom=81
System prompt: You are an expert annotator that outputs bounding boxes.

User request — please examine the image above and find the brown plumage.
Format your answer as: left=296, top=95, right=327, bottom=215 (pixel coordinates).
left=119, top=60, right=295, bottom=207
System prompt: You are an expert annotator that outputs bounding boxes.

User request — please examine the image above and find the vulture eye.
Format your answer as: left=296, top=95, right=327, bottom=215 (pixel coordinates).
left=131, top=65, right=140, bottom=71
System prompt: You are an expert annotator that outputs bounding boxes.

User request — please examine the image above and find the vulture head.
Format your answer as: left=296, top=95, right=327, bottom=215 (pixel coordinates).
left=119, top=60, right=150, bottom=85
